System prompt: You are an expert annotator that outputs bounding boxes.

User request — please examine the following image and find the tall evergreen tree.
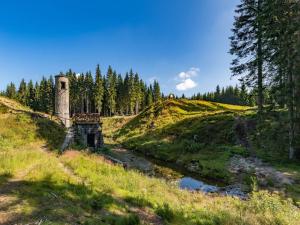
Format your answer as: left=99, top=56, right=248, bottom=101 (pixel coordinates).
left=134, top=73, right=142, bottom=114
left=230, top=0, right=266, bottom=114
left=26, top=80, right=35, bottom=109
left=153, top=80, right=161, bottom=102
left=5, top=82, right=17, bottom=99
left=106, top=66, right=117, bottom=116
left=116, top=74, right=124, bottom=114
left=17, top=79, right=27, bottom=105
left=128, top=69, right=135, bottom=114
left=94, top=65, right=104, bottom=114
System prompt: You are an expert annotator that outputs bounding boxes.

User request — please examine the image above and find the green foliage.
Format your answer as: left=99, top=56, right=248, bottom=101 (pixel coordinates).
left=192, top=84, right=255, bottom=106
left=155, top=203, right=174, bottom=222
left=108, top=99, right=251, bottom=182
left=2, top=65, right=162, bottom=117
left=0, top=103, right=9, bottom=113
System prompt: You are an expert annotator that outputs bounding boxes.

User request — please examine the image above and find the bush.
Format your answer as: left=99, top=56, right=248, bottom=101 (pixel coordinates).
left=110, top=214, right=140, bottom=225
left=94, top=146, right=111, bottom=154
left=155, top=203, right=174, bottom=222
left=182, top=139, right=205, bottom=153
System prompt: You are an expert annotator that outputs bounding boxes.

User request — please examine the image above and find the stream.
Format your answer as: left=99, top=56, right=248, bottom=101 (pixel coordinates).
left=106, top=147, right=247, bottom=199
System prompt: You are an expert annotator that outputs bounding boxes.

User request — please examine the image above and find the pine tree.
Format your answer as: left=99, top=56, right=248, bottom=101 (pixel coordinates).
left=134, top=73, right=142, bottom=114
left=215, top=85, right=221, bottom=101
left=84, top=72, right=94, bottom=113
left=77, top=73, right=85, bottom=113
left=5, top=82, right=17, bottom=99
left=230, top=0, right=266, bottom=114
left=116, top=74, right=124, bottom=114
left=33, top=82, right=40, bottom=111
left=240, top=83, right=248, bottom=105
left=146, top=87, right=153, bottom=106
left=153, top=80, right=161, bottom=102
left=39, top=77, right=48, bottom=112
left=67, top=69, right=79, bottom=116
left=18, top=79, right=27, bottom=105
left=128, top=69, right=135, bottom=114
left=27, top=80, right=35, bottom=109
left=48, top=76, right=55, bottom=114
left=106, top=66, right=117, bottom=116
left=94, top=65, right=104, bottom=114
left=123, top=73, right=130, bottom=114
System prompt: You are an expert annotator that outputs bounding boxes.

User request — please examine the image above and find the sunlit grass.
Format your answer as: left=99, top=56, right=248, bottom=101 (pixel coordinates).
left=0, top=96, right=299, bottom=224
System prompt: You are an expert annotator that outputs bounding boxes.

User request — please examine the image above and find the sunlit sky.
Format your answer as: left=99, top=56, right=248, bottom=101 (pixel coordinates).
left=0, top=0, right=239, bottom=96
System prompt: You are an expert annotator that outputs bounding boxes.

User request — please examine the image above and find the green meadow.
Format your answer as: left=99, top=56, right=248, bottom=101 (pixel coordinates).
left=0, top=96, right=300, bottom=224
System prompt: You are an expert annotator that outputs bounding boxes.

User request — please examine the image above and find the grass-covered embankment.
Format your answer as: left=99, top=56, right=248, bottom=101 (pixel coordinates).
left=1, top=96, right=300, bottom=224
left=105, top=99, right=253, bottom=183
left=103, top=99, right=300, bottom=202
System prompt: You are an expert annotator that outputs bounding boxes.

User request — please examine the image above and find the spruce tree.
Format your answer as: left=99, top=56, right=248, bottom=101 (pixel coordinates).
left=128, top=69, right=135, bottom=114
left=106, top=66, right=117, bottom=116
left=230, top=0, right=266, bottom=114
left=27, top=80, right=35, bottom=109
left=146, top=87, right=153, bottom=106
left=134, top=73, right=142, bottom=114
left=153, top=80, right=161, bottom=102
left=18, top=79, right=27, bottom=105
left=116, top=74, right=124, bottom=114
left=5, top=82, right=17, bottom=99
left=94, top=65, right=104, bottom=114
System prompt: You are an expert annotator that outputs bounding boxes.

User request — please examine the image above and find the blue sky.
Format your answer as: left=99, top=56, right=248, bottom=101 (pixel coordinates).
left=0, top=0, right=239, bottom=96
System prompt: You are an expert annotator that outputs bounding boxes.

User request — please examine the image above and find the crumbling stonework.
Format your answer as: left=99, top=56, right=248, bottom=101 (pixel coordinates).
left=55, top=75, right=70, bottom=128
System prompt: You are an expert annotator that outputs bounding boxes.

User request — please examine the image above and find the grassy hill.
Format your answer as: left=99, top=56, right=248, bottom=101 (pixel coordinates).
left=105, top=99, right=253, bottom=182
left=1, top=96, right=300, bottom=224
left=104, top=99, right=300, bottom=201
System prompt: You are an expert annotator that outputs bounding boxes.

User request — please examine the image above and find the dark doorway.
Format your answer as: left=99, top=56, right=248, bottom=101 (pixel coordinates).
left=87, top=133, right=95, bottom=147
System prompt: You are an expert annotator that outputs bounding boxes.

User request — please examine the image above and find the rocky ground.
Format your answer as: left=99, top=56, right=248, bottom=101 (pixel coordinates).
left=229, top=155, right=294, bottom=187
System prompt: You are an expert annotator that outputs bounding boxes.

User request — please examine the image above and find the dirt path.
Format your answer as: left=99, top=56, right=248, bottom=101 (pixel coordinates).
left=0, top=162, right=44, bottom=225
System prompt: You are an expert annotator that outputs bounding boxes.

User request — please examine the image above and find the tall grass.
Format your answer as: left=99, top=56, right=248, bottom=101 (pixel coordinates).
left=62, top=151, right=300, bottom=225
left=0, top=96, right=299, bottom=224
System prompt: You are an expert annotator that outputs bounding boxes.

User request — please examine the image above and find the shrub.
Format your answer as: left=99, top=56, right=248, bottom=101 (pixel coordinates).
left=155, top=203, right=174, bottom=222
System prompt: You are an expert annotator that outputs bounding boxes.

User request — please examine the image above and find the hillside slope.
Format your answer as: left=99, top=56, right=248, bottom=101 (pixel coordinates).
left=1, top=97, right=300, bottom=224
left=105, top=99, right=300, bottom=201
left=107, top=99, right=253, bottom=182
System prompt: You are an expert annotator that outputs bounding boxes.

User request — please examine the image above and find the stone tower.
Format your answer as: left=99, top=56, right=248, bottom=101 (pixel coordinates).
left=55, top=75, right=70, bottom=128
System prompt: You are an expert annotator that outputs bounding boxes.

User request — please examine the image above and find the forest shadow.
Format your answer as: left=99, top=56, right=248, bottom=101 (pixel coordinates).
left=7, top=107, right=66, bottom=151
left=34, top=117, right=66, bottom=150
left=0, top=175, right=141, bottom=224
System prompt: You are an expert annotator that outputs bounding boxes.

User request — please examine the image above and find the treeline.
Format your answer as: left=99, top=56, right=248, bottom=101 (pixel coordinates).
left=190, top=84, right=255, bottom=106
left=2, top=65, right=162, bottom=116
left=230, top=0, right=300, bottom=159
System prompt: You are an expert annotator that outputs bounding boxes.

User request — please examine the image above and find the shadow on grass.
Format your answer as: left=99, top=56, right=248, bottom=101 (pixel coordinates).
left=11, top=108, right=66, bottom=151
left=0, top=175, right=141, bottom=225
left=0, top=172, right=12, bottom=185
left=34, top=117, right=66, bottom=150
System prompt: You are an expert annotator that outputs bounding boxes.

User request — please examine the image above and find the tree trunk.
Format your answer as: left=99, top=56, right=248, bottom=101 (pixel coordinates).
left=294, top=26, right=300, bottom=159
left=135, top=101, right=139, bottom=115
left=288, top=70, right=295, bottom=160
left=257, top=0, right=264, bottom=116
left=288, top=37, right=295, bottom=159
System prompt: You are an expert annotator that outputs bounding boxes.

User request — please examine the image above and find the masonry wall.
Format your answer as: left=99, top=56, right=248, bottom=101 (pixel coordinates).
left=55, top=75, right=70, bottom=128
left=74, top=123, right=103, bottom=148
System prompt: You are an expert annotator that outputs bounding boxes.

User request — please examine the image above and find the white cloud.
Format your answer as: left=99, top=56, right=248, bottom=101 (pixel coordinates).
left=178, top=67, right=199, bottom=79
left=176, top=78, right=197, bottom=91
left=176, top=67, right=199, bottom=91
left=76, top=73, right=80, bottom=77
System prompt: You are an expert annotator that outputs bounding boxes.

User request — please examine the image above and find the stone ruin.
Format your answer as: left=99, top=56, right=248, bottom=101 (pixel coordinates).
left=55, top=75, right=103, bottom=149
